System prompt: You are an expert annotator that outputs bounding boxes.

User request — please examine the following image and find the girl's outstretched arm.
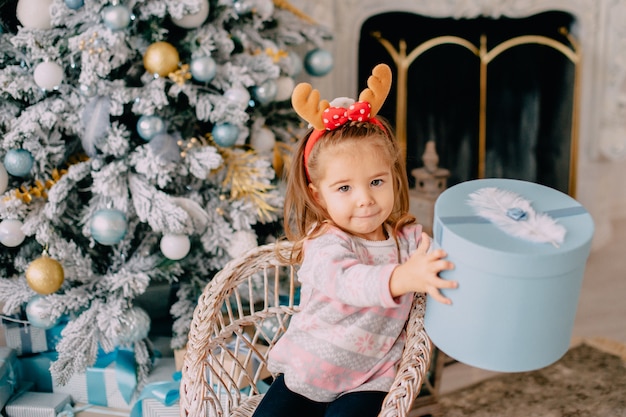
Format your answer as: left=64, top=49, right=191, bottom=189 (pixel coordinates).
left=389, top=232, right=457, bottom=304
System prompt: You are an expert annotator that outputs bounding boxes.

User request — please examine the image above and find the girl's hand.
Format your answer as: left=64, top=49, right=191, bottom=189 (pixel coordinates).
left=389, top=233, right=457, bottom=304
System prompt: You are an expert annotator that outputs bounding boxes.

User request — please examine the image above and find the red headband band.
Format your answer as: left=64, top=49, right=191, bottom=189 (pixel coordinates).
left=303, top=101, right=384, bottom=181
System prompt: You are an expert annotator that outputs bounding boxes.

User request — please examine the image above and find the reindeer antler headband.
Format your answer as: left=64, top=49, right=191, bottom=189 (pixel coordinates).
left=291, top=63, right=393, bottom=181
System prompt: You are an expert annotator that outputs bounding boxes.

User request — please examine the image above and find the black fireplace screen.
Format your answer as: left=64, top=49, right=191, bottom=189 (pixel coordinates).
left=358, top=11, right=578, bottom=195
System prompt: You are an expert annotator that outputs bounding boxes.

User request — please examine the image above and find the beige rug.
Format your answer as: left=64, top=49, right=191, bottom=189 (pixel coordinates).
left=439, top=337, right=626, bottom=417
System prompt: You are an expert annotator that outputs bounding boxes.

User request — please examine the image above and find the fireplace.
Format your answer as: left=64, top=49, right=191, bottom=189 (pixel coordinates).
left=297, top=0, right=626, bottom=249
left=359, top=11, right=578, bottom=195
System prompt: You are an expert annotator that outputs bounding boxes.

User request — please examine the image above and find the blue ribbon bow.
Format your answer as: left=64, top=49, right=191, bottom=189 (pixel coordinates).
left=129, top=371, right=181, bottom=417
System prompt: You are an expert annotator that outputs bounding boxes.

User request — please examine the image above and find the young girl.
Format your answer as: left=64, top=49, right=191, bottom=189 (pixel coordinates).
left=252, top=64, right=457, bottom=417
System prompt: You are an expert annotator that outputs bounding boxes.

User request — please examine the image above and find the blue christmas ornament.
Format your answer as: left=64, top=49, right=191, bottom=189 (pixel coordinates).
left=136, top=115, right=165, bottom=141
left=212, top=123, right=239, bottom=147
left=252, top=79, right=278, bottom=105
left=64, top=0, right=84, bottom=10
left=190, top=56, right=217, bottom=83
left=26, top=295, right=60, bottom=330
left=3, top=149, right=34, bottom=177
left=304, top=48, right=334, bottom=77
left=91, top=208, right=128, bottom=246
left=102, top=5, right=132, bottom=30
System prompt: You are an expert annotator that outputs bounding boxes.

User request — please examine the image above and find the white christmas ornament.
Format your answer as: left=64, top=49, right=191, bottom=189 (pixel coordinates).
left=160, top=233, right=191, bottom=260
left=227, top=230, right=258, bottom=259
left=250, top=126, right=276, bottom=153
left=0, top=219, right=26, bottom=247
left=0, top=162, right=8, bottom=194
left=16, top=0, right=53, bottom=30
left=172, top=0, right=210, bottom=28
left=274, top=76, right=295, bottom=102
left=34, top=61, right=64, bottom=90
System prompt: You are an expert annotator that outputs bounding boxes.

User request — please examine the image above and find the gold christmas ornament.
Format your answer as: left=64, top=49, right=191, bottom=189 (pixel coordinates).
left=25, top=255, right=65, bottom=295
left=143, top=42, right=180, bottom=77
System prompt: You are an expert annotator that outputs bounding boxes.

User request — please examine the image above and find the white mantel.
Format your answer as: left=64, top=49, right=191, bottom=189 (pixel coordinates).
left=292, top=0, right=626, bottom=250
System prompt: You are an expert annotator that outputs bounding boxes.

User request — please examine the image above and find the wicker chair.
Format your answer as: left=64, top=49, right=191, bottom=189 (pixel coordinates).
left=180, top=241, right=433, bottom=417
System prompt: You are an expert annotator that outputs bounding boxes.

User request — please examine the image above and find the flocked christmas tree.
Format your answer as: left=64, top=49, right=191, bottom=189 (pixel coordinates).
left=0, top=0, right=332, bottom=387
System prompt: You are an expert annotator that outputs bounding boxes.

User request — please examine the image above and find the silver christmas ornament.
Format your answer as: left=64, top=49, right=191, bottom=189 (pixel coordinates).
left=190, top=56, right=217, bottom=83
left=26, top=295, right=60, bottom=329
left=136, top=115, right=165, bottom=141
left=304, top=48, right=334, bottom=77
left=212, top=123, right=239, bottom=147
left=90, top=209, right=128, bottom=246
left=252, top=79, right=278, bottom=105
left=102, top=5, right=132, bottom=30
left=3, top=149, right=34, bottom=177
left=64, top=0, right=84, bottom=9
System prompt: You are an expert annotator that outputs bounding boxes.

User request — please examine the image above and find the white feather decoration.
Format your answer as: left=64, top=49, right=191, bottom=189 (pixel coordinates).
left=467, top=187, right=566, bottom=247
left=81, top=95, right=111, bottom=157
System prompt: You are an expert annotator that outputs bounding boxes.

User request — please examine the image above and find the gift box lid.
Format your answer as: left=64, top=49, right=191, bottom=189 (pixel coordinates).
left=433, top=178, right=594, bottom=277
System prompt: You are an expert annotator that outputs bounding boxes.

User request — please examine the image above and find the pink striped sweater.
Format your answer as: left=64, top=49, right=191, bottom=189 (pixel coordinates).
left=267, top=223, right=423, bottom=402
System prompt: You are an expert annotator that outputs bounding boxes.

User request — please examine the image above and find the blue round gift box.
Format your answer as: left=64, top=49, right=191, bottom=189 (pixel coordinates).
left=425, top=178, right=594, bottom=372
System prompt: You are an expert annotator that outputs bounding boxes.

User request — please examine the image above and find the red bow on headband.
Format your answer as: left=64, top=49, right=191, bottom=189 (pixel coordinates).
left=321, top=101, right=372, bottom=130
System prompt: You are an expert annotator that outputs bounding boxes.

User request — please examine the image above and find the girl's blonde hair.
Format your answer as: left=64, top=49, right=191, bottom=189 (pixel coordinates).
left=281, top=117, right=415, bottom=263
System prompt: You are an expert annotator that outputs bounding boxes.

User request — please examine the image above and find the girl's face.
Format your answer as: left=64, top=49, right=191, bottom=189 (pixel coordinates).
left=309, top=140, right=395, bottom=241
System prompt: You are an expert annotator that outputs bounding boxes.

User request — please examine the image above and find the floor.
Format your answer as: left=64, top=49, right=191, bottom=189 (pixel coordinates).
left=439, top=217, right=626, bottom=394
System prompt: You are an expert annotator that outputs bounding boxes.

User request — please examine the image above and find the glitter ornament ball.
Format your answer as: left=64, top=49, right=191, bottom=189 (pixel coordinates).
left=114, top=306, right=151, bottom=345
left=90, top=209, right=128, bottom=245
left=171, top=0, right=209, bottom=28
left=26, top=255, right=65, bottom=295
left=34, top=61, right=64, bottom=90
left=102, top=5, right=132, bottom=30
left=3, top=149, right=34, bottom=177
left=0, top=219, right=26, bottom=247
left=160, top=233, right=191, bottom=260
left=190, top=56, right=217, bottom=83
left=212, top=123, right=239, bottom=147
left=16, top=0, right=53, bottom=29
left=64, top=0, right=84, bottom=10
left=304, top=48, right=334, bottom=77
left=252, top=79, right=278, bottom=105
left=136, top=115, right=165, bottom=141
left=0, top=162, right=8, bottom=194
left=143, top=42, right=180, bottom=77
left=26, top=295, right=60, bottom=329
